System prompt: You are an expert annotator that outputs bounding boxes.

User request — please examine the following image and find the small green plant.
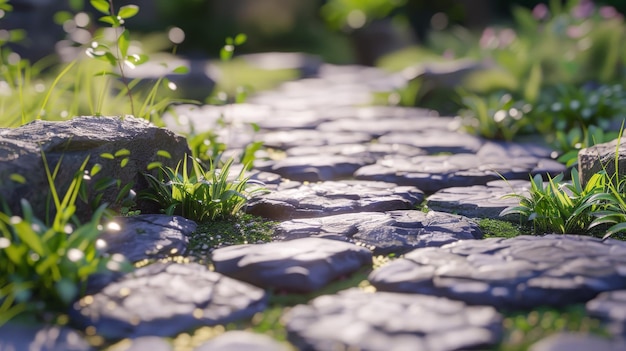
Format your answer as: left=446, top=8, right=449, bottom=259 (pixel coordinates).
left=0, top=155, right=130, bottom=325
left=140, top=156, right=267, bottom=222
left=501, top=168, right=606, bottom=234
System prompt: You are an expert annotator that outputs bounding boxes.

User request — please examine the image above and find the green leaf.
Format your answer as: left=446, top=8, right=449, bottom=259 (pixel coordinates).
left=118, top=5, right=139, bottom=19
left=100, top=153, right=115, bottom=160
left=9, top=173, right=26, bottom=184
left=147, top=162, right=163, bottom=171
left=172, top=66, right=189, bottom=74
left=234, top=33, right=247, bottom=45
left=157, top=150, right=172, bottom=159
left=98, top=15, right=119, bottom=26
left=118, top=29, right=130, bottom=58
left=120, top=158, right=129, bottom=168
left=90, top=0, right=110, bottom=15
left=114, top=149, right=131, bottom=157
left=126, top=54, right=149, bottom=66
left=604, top=222, right=626, bottom=240
left=220, top=47, right=233, bottom=62
left=90, top=163, right=103, bottom=177
left=54, top=11, right=73, bottom=26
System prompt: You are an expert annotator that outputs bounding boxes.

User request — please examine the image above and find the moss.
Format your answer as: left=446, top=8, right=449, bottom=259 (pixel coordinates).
left=479, top=218, right=529, bottom=239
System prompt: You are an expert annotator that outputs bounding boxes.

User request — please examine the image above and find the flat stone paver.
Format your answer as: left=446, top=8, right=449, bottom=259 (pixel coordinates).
left=259, top=130, right=372, bottom=150
left=70, top=263, right=267, bottom=339
left=587, top=290, right=626, bottom=336
left=370, top=235, right=626, bottom=309
left=274, top=210, right=482, bottom=255
left=427, top=180, right=530, bottom=220
left=355, top=141, right=565, bottom=193
left=194, top=330, right=290, bottom=351
left=247, top=180, right=423, bottom=220
left=284, top=288, right=502, bottom=351
left=212, top=238, right=372, bottom=293
left=108, top=337, right=173, bottom=351
left=257, top=154, right=370, bottom=182
left=378, top=130, right=484, bottom=154
left=99, top=215, right=196, bottom=263
left=0, top=323, right=92, bottom=351
left=285, top=143, right=427, bottom=161
left=529, top=333, right=626, bottom=351
left=316, top=116, right=457, bottom=138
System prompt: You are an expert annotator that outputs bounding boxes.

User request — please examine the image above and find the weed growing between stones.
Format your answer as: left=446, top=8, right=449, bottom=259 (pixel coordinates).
left=497, top=305, right=608, bottom=351
left=140, top=156, right=267, bottom=222
left=0, top=155, right=131, bottom=325
left=478, top=218, right=528, bottom=239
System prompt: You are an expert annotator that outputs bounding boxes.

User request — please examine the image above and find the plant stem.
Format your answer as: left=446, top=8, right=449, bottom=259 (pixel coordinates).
left=109, top=0, right=135, bottom=117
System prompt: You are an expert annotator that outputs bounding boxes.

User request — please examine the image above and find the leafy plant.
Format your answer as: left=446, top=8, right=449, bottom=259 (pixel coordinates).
left=0, top=154, right=130, bottom=325
left=501, top=168, right=606, bottom=234
left=140, top=156, right=267, bottom=222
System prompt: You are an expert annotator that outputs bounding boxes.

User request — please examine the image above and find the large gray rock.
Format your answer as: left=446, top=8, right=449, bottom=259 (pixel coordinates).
left=0, top=322, right=92, bottom=351
left=274, top=210, right=482, bottom=255
left=0, top=116, right=190, bottom=220
left=69, top=262, right=267, bottom=339
left=247, top=180, right=423, bottom=220
left=99, top=215, right=197, bottom=263
left=212, top=238, right=372, bottom=293
left=284, top=288, right=502, bottom=351
left=579, top=137, right=626, bottom=186
left=370, top=235, right=626, bottom=309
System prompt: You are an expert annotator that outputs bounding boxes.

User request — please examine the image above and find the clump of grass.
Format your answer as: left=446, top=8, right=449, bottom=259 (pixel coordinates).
left=140, top=156, right=267, bottom=222
left=478, top=218, right=527, bottom=239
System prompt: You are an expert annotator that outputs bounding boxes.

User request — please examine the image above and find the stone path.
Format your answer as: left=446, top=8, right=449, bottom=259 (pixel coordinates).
left=4, top=56, right=625, bottom=350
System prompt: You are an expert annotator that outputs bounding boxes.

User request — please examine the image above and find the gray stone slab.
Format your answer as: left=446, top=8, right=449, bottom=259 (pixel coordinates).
left=212, top=238, right=372, bottom=293
left=355, top=141, right=565, bottom=193
left=0, top=323, right=92, bottom=351
left=378, top=130, right=484, bottom=154
left=284, top=288, right=502, bottom=351
left=285, top=143, right=427, bottom=160
left=194, top=331, right=290, bottom=351
left=370, top=235, right=626, bottom=309
left=257, top=155, right=370, bottom=182
left=586, top=290, right=626, bottom=337
left=427, top=180, right=530, bottom=220
left=69, top=263, right=267, bottom=339
left=108, top=337, right=173, bottom=351
left=529, top=333, right=626, bottom=351
left=260, top=130, right=372, bottom=150
left=274, top=210, right=482, bottom=256
left=99, top=215, right=196, bottom=263
left=316, top=116, right=457, bottom=138
left=247, top=180, right=424, bottom=220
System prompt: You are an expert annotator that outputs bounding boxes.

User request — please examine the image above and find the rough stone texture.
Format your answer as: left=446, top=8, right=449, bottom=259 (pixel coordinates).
left=107, top=337, right=172, bottom=351
left=257, top=155, right=371, bottom=182
left=316, top=116, right=457, bottom=138
left=260, top=130, right=372, bottom=150
left=284, top=288, right=502, bottom=351
left=0, top=322, right=92, bottom=351
left=0, top=116, right=190, bottom=220
left=286, top=143, right=427, bottom=161
left=378, top=130, right=484, bottom=154
left=212, top=238, right=372, bottom=293
left=586, top=290, right=626, bottom=336
left=69, top=263, right=267, bottom=339
left=274, top=210, right=482, bottom=255
left=194, top=330, right=291, bottom=351
left=355, top=141, right=565, bottom=193
left=99, top=215, right=197, bottom=263
left=529, top=333, right=626, bottom=351
left=427, top=180, right=530, bottom=220
left=247, top=180, right=423, bottom=220
left=579, top=137, right=626, bottom=186
left=370, top=235, right=626, bottom=309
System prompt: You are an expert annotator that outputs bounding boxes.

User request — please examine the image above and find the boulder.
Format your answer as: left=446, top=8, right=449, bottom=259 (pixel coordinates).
left=0, top=116, right=190, bottom=221
left=578, top=137, right=626, bottom=186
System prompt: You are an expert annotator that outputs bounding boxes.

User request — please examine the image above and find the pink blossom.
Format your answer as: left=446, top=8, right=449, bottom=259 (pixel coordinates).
left=532, top=3, right=549, bottom=20
left=498, top=28, right=517, bottom=48
left=572, top=0, right=595, bottom=19
left=599, top=6, right=619, bottom=19
left=479, top=27, right=497, bottom=49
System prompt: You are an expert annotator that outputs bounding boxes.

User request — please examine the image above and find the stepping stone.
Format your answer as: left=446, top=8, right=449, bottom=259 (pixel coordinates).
left=99, top=215, right=196, bottom=263
left=286, top=143, right=427, bottom=160
left=247, top=180, right=424, bottom=220
left=284, top=288, right=502, bottom=351
left=316, top=116, right=457, bottom=138
left=257, top=155, right=370, bottom=182
left=355, top=141, right=565, bottom=193
left=529, top=333, right=626, bottom=351
left=0, top=322, right=92, bottom=351
left=427, top=180, right=530, bottom=220
left=194, top=330, right=291, bottom=351
left=587, top=290, right=626, bottom=336
left=321, top=105, right=439, bottom=122
left=108, top=337, right=172, bottom=351
left=69, top=263, right=267, bottom=339
left=274, top=210, right=482, bottom=255
left=370, top=235, right=626, bottom=309
left=260, top=130, right=371, bottom=150
left=212, top=238, right=372, bottom=293
left=378, top=130, right=484, bottom=154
